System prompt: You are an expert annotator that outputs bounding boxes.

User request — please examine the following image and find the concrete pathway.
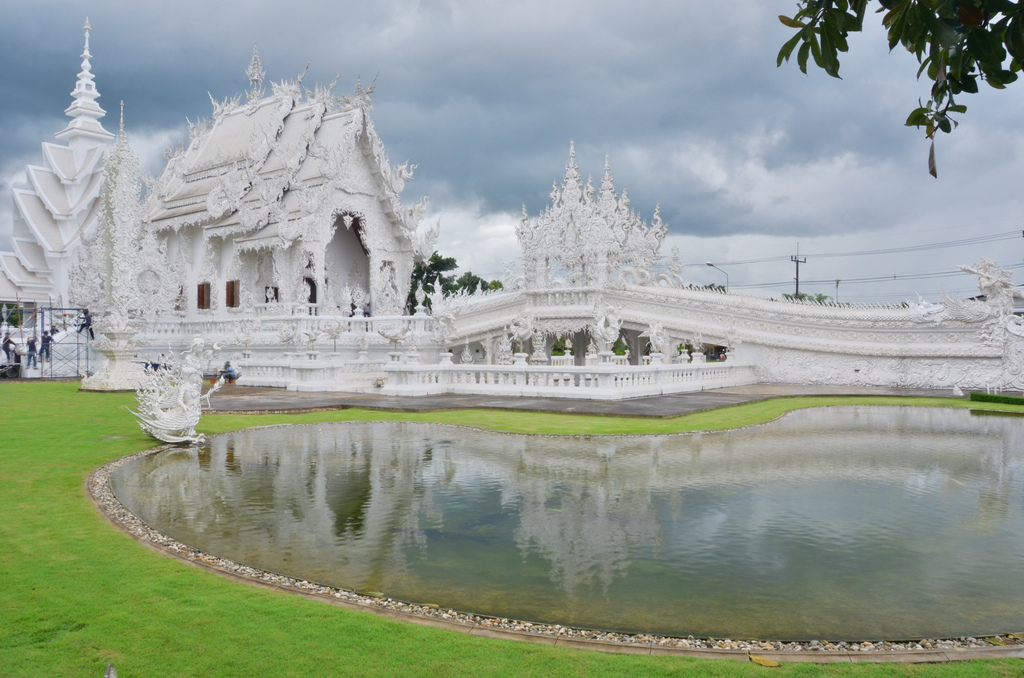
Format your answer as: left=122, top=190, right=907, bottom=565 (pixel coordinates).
left=207, top=383, right=961, bottom=417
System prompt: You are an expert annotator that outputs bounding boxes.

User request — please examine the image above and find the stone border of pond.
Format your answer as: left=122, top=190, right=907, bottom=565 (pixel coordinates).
left=87, top=435, right=1024, bottom=665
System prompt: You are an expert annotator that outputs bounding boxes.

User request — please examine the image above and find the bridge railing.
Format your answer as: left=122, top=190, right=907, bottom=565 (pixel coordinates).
left=382, top=360, right=757, bottom=400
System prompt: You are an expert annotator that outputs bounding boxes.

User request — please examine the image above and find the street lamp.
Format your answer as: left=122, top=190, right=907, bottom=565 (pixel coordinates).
left=705, top=262, right=728, bottom=292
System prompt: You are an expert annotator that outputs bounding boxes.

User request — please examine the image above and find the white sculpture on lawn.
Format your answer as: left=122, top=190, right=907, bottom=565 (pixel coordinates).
left=131, top=337, right=222, bottom=444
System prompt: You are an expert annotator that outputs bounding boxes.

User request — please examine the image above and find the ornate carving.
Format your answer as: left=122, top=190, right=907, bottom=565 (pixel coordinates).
left=517, top=144, right=666, bottom=290
left=131, top=337, right=222, bottom=444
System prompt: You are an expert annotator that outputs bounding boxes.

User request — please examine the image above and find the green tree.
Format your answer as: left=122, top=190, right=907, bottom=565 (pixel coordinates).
left=453, top=271, right=503, bottom=295
left=783, top=291, right=832, bottom=302
left=407, top=252, right=457, bottom=312
left=407, top=253, right=503, bottom=312
left=777, top=0, right=1024, bottom=175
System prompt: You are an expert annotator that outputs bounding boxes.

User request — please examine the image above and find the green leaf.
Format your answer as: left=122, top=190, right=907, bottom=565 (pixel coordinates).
left=778, top=15, right=805, bottom=29
left=777, top=33, right=803, bottom=66
left=905, top=107, right=929, bottom=126
left=809, top=31, right=825, bottom=69
left=797, top=41, right=812, bottom=73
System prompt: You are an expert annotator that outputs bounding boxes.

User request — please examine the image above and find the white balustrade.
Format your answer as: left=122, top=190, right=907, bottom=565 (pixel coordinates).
left=382, top=361, right=756, bottom=400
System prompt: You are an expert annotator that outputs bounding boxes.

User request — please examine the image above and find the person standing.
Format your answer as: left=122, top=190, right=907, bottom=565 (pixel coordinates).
left=2, top=333, right=13, bottom=363
left=78, top=309, right=94, bottom=339
left=26, top=335, right=38, bottom=369
left=40, top=331, right=52, bottom=362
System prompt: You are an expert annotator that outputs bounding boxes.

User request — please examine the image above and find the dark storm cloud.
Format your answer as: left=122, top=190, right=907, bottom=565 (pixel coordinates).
left=2, top=1, right=1022, bottom=297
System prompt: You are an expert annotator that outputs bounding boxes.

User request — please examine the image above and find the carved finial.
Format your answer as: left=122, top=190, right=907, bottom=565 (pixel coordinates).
left=55, top=16, right=114, bottom=143
left=246, top=45, right=265, bottom=89
left=245, top=45, right=266, bottom=103
left=79, top=18, right=93, bottom=76
left=569, top=139, right=576, bottom=160
left=119, top=100, right=124, bottom=135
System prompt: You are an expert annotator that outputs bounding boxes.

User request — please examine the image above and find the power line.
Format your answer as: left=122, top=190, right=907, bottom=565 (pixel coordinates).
left=728, top=261, right=1024, bottom=290
left=713, top=229, right=1022, bottom=266
left=804, top=231, right=1022, bottom=259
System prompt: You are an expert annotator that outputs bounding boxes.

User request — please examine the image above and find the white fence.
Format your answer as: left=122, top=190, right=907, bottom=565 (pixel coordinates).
left=241, top=355, right=390, bottom=391
left=381, top=361, right=757, bottom=400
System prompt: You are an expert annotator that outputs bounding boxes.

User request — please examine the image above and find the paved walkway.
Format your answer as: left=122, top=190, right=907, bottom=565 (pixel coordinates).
left=207, top=384, right=961, bottom=417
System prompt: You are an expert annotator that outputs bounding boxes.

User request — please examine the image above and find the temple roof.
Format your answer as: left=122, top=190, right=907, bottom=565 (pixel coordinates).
left=146, top=62, right=426, bottom=247
left=0, top=252, right=50, bottom=288
left=12, top=239, right=49, bottom=273
left=40, top=143, right=105, bottom=183
left=0, top=269, right=49, bottom=301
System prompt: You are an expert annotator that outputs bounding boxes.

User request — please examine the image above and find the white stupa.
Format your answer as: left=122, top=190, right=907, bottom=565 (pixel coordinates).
left=0, top=19, right=114, bottom=306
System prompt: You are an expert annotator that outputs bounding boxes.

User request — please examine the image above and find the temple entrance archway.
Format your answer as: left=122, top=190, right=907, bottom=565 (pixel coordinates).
left=324, top=213, right=370, bottom=310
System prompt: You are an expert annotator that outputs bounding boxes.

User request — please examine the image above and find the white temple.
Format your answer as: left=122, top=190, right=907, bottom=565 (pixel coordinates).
left=138, top=47, right=435, bottom=321
left=6, top=25, right=1024, bottom=398
left=0, top=20, right=113, bottom=306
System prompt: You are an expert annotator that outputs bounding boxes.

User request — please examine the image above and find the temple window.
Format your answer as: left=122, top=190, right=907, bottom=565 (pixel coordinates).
left=226, top=280, right=241, bottom=308
left=197, top=283, right=211, bottom=310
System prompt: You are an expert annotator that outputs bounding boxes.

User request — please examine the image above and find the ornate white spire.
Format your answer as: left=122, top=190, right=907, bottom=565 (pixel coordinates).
left=246, top=45, right=265, bottom=100
left=517, top=144, right=666, bottom=289
left=56, top=18, right=114, bottom=147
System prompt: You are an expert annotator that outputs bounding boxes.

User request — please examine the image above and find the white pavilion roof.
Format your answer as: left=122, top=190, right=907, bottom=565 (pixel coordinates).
left=12, top=239, right=49, bottom=273
left=0, top=269, right=49, bottom=301
left=0, top=252, right=50, bottom=288
left=146, top=72, right=423, bottom=247
left=40, top=143, right=105, bottom=183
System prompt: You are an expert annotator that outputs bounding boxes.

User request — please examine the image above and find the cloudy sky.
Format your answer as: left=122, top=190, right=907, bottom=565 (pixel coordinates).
left=2, top=1, right=1022, bottom=303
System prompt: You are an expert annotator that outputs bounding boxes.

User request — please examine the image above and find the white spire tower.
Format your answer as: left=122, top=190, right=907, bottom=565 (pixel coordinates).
left=246, top=45, right=265, bottom=100
left=56, top=18, right=115, bottom=150
left=0, top=18, right=116, bottom=306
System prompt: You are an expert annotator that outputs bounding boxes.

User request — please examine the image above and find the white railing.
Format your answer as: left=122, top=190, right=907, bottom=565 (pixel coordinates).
left=143, top=314, right=436, bottom=345
left=527, top=289, right=598, bottom=307
left=382, top=361, right=757, bottom=400
left=238, top=354, right=390, bottom=392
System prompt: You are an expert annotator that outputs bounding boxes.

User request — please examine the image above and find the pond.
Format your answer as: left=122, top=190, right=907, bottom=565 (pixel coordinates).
left=109, top=406, right=1024, bottom=641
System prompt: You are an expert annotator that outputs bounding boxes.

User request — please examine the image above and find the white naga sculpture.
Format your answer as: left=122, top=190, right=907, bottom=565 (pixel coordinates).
left=131, top=337, right=222, bottom=444
left=591, top=304, right=623, bottom=351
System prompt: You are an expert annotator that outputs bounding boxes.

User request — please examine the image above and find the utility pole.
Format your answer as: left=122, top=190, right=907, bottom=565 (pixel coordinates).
left=791, top=253, right=806, bottom=297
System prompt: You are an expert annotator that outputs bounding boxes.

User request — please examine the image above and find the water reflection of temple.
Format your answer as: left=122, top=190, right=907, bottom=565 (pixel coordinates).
left=112, top=408, right=1024, bottom=601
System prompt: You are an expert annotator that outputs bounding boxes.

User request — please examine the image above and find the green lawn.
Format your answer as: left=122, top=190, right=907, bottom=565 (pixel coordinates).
left=2, top=381, right=1023, bottom=677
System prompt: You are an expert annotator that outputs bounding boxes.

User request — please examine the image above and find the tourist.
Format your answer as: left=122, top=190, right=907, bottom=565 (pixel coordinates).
left=26, top=336, right=38, bottom=369
left=363, top=302, right=371, bottom=317
left=2, top=333, right=13, bottom=363
left=40, top=332, right=52, bottom=362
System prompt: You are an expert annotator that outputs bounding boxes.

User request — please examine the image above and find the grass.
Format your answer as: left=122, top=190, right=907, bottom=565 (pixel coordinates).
left=2, top=380, right=1023, bottom=677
